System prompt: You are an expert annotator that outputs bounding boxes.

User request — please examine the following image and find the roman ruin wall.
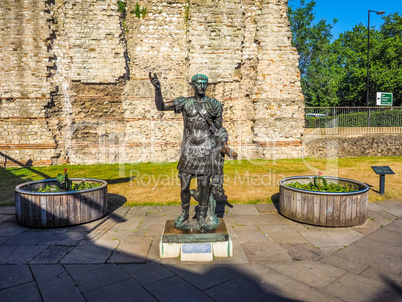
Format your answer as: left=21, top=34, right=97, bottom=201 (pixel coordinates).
left=0, top=0, right=305, bottom=167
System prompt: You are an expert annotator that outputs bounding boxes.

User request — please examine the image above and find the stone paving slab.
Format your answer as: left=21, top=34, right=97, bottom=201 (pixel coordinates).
left=0, top=264, right=33, bottom=289
left=335, top=243, right=402, bottom=275
left=60, top=239, right=119, bottom=264
left=65, top=264, right=130, bottom=293
left=379, top=200, right=402, bottom=210
left=386, top=209, right=402, bottom=217
left=37, top=275, right=86, bottom=302
left=352, top=218, right=383, bottom=235
left=368, top=202, right=388, bottom=211
left=38, top=231, right=87, bottom=246
left=0, top=282, right=42, bottom=302
left=241, top=241, right=292, bottom=262
left=108, top=238, right=152, bottom=263
left=258, top=270, right=344, bottom=302
left=144, top=276, right=213, bottom=302
left=120, top=262, right=175, bottom=286
left=30, top=246, right=74, bottom=264
left=301, top=229, right=364, bottom=248
left=0, top=215, right=15, bottom=223
left=165, top=263, right=243, bottom=291
left=320, top=255, right=369, bottom=275
left=83, top=278, right=157, bottom=302
left=255, top=203, right=278, bottom=213
left=268, top=261, right=347, bottom=289
left=204, top=275, right=291, bottom=302
left=4, top=231, right=50, bottom=246
left=282, top=242, right=324, bottom=261
left=30, top=264, right=69, bottom=284
left=232, top=213, right=290, bottom=226
left=227, top=204, right=260, bottom=215
left=113, top=216, right=142, bottom=232
left=0, top=207, right=15, bottom=215
left=234, top=229, right=268, bottom=243
left=359, top=266, right=402, bottom=285
left=365, top=228, right=402, bottom=246
left=322, top=272, right=400, bottom=302
left=367, top=210, right=398, bottom=225
left=0, top=245, right=47, bottom=264
left=0, top=223, right=27, bottom=237
left=258, top=223, right=308, bottom=233
left=348, top=237, right=402, bottom=258
left=267, top=231, right=309, bottom=244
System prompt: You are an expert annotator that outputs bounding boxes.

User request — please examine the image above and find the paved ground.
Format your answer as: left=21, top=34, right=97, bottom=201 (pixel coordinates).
left=0, top=200, right=401, bottom=301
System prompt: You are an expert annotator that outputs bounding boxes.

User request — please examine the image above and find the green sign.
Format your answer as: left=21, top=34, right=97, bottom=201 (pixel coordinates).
left=376, top=92, right=393, bottom=106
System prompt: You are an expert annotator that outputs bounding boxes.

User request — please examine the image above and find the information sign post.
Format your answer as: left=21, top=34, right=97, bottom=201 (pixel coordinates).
left=371, top=166, right=395, bottom=195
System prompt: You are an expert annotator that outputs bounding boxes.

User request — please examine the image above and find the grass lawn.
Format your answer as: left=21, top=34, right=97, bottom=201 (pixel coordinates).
left=1, top=156, right=401, bottom=206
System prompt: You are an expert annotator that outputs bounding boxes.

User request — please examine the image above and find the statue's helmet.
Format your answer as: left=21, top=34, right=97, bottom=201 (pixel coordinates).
left=191, top=74, right=208, bottom=85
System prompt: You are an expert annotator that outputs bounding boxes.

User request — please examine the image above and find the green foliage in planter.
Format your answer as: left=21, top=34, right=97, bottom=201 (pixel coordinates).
left=33, top=181, right=101, bottom=193
left=56, top=170, right=72, bottom=191
left=32, top=169, right=101, bottom=192
left=287, top=180, right=356, bottom=193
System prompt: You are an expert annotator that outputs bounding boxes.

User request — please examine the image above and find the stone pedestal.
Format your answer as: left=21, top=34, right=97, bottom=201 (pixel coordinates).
left=159, top=219, right=233, bottom=261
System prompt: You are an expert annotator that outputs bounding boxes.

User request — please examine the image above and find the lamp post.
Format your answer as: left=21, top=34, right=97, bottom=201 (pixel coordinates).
left=366, top=10, right=385, bottom=106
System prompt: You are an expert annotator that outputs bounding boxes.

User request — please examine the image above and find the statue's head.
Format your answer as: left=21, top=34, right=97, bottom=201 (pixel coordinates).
left=191, top=74, right=208, bottom=96
left=191, top=74, right=208, bottom=85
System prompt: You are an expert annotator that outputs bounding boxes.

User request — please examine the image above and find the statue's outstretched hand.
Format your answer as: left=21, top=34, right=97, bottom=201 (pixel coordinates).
left=149, top=72, right=161, bottom=89
left=222, top=147, right=238, bottom=159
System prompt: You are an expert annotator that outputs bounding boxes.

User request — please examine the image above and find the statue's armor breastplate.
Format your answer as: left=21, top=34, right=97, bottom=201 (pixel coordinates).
left=183, top=101, right=213, bottom=146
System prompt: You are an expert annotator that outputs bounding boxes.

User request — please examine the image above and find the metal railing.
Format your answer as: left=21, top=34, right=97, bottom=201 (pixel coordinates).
left=305, top=107, right=402, bottom=128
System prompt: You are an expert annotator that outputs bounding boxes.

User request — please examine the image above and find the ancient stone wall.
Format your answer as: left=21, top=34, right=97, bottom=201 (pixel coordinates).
left=0, top=0, right=57, bottom=166
left=303, top=128, right=402, bottom=158
left=0, top=0, right=305, bottom=167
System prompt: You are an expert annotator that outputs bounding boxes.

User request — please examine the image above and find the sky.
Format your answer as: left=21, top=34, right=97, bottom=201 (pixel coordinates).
left=289, top=0, right=401, bottom=41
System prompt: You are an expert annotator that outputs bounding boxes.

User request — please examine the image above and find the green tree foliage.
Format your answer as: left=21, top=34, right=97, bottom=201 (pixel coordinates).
left=289, top=2, right=402, bottom=107
left=370, top=13, right=402, bottom=105
left=288, top=0, right=337, bottom=106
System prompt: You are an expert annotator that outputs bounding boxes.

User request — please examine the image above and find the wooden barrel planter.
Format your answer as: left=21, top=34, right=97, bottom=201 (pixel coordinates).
left=279, top=176, right=369, bottom=227
left=15, top=178, right=108, bottom=228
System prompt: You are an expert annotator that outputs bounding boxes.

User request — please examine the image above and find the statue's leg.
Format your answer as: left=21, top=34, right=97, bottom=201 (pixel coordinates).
left=174, top=172, right=192, bottom=227
left=197, top=175, right=210, bottom=232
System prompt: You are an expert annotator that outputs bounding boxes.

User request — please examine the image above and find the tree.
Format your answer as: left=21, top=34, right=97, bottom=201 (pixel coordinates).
left=329, top=13, right=401, bottom=106
left=289, top=2, right=401, bottom=107
left=370, top=13, right=402, bottom=106
left=288, top=0, right=337, bottom=106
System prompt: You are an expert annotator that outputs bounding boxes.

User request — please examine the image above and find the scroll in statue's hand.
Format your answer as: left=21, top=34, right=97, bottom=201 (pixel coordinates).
left=149, top=72, right=161, bottom=89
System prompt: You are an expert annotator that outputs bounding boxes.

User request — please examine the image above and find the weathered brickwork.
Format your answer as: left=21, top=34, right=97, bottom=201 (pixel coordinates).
left=1, top=0, right=306, bottom=167
left=303, top=129, right=402, bottom=158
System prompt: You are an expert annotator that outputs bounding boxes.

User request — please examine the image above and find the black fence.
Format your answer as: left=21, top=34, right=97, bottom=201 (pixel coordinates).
left=305, top=107, right=402, bottom=128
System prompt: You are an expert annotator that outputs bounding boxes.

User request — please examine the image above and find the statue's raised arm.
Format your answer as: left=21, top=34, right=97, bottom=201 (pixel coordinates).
left=149, top=72, right=174, bottom=111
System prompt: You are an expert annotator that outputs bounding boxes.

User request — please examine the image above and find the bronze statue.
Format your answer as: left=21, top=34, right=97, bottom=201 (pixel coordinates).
left=149, top=72, right=237, bottom=232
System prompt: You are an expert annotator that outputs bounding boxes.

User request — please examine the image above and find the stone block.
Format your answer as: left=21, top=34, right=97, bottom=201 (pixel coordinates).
left=65, top=264, right=130, bottom=293
left=60, top=239, right=119, bottom=264
left=322, top=272, right=399, bottom=302
left=120, top=262, right=175, bottom=286
left=0, top=282, right=42, bottom=302
left=269, top=261, right=346, bottom=289
left=83, top=278, right=156, bottom=302
left=0, top=265, right=33, bottom=290
left=301, top=230, right=364, bottom=248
